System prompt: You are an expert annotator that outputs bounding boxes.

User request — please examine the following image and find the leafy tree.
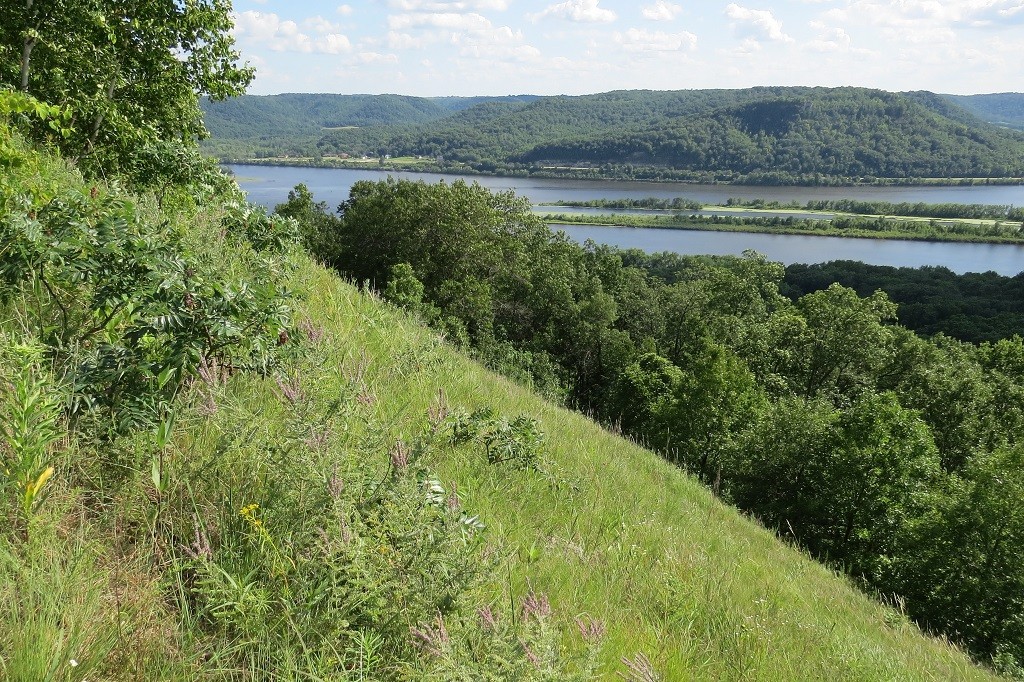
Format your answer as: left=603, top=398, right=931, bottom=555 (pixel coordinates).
left=0, top=0, right=253, bottom=178
left=383, top=262, right=426, bottom=311
left=274, top=182, right=344, bottom=267
left=894, top=446, right=1024, bottom=667
left=655, top=337, right=765, bottom=482
left=774, top=284, right=897, bottom=401
left=607, top=352, right=682, bottom=439
left=730, top=392, right=939, bottom=580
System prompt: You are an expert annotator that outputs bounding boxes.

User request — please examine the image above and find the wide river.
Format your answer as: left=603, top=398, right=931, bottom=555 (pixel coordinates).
left=228, top=164, right=1024, bottom=276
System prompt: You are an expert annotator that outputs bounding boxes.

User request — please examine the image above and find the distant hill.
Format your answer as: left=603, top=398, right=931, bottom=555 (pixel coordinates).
left=944, top=93, right=1024, bottom=131
left=201, top=93, right=539, bottom=138
left=203, top=88, right=1024, bottom=184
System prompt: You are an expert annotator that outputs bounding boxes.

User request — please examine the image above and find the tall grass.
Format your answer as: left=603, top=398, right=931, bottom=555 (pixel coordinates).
left=285, top=259, right=995, bottom=680
left=0, top=127, right=1001, bottom=678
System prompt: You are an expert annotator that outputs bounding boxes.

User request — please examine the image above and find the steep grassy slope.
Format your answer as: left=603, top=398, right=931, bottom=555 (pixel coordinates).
left=0, top=127, right=998, bottom=678
left=282, top=259, right=993, bottom=680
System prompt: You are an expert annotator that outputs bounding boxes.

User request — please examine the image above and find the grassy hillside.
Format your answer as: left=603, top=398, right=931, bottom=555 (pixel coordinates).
left=205, top=87, right=1024, bottom=184
left=0, top=118, right=1000, bottom=679
left=291, top=261, right=994, bottom=680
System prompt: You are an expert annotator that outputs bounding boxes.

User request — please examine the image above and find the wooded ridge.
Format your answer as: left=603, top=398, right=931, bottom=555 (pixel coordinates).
left=202, top=88, right=1024, bottom=185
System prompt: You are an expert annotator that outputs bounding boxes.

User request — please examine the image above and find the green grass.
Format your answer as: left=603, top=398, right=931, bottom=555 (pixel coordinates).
left=0, top=129, right=1000, bottom=677
left=275, top=256, right=995, bottom=680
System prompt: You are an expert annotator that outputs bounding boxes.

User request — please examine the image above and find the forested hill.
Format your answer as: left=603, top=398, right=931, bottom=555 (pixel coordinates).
left=945, top=92, right=1024, bottom=131
left=204, top=87, right=1024, bottom=184
left=201, top=92, right=539, bottom=138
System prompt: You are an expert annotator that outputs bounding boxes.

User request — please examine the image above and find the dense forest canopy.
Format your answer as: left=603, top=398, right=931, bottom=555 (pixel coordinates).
left=783, top=261, right=1024, bottom=343
left=947, top=93, right=1024, bottom=131
left=203, top=88, right=1024, bottom=185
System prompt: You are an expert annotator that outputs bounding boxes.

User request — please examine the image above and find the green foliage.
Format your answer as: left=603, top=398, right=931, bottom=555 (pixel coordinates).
left=0, top=341, right=63, bottom=537
left=1, top=181, right=295, bottom=435
left=209, top=87, right=1024, bottom=183
left=0, top=0, right=253, bottom=182
left=295, top=176, right=1024, bottom=671
left=945, top=92, right=1024, bottom=131
left=273, top=182, right=344, bottom=266
left=450, top=407, right=545, bottom=470
left=384, top=262, right=426, bottom=310
left=221, top=200, right=299, bottom=253
left=0, top=531, right=119, bottom=682
left=784, top=261, right=1024, bottom=343
left=892, top=445, right=1024, bottom=669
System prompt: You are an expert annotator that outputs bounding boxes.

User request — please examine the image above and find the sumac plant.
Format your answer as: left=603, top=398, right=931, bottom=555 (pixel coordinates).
left=0, top=186, right=296, bottom=435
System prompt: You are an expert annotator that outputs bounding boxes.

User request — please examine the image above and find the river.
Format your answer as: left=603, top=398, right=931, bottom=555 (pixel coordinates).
left=228, top=164, right=1024, bottom=276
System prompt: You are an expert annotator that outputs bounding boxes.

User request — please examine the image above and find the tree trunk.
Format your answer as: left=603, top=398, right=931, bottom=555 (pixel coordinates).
left=88, top=80, right=118, bottom=150
left=20, top=0, right=36, bottom=91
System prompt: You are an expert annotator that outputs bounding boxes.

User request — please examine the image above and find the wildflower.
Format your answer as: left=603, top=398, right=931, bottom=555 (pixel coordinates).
left=410, top=612, right=449, bottom=657
left=274, top=375, right=304, bottom=404
left=575, top=615, right=606, bottom=643
left=521, top=640, right=541, bottom=668
left=305, top=428, right=331, bottom=451
left=477, top=606, right=498, bottom=631
left=428, top=388, right=449, bottom=429
left=182, top=515, right=213, bottom=561
left=620, top=652, right=661, bottom=682
left=446, top=482, right=460, bottom=511
left=327, top=465, right=343, bottom=499
left=390, top=440, right=409, bottom=471
left=521, top=587, right=551, bottom=621
left=69, top=659, right=78, bottom=667
left=298, top=319, right=325, bottom=345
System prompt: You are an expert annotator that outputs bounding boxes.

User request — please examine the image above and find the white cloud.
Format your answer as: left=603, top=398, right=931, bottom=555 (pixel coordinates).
left=724, top=4, right=794, bottom=43
left=336, top=4, right=353, bottom=15
left=387, top=30, right=439, bottom=49
left=848, top=0, right=1024, bottom=28
left=459, top=42, right=543, bottom=61
left=388, top=0, right=509, bottom=10
left=530, top=0, right=617, bottom=23
left=641, top=0, right=682, bottom=21
left=806, top=25, right=852, bottom=52
left=233, top=11, right=352, bottom=54
left=453, top=25, right=526, bottom=44
left=388, top=12, right=493, bottom=30
left=353, top=52, right=400, bottom=64
left=318, top=34, right=353, bottom=53
left=614, top=27, right=696, bottom=52
left=303, top=16, right=344, bottom=34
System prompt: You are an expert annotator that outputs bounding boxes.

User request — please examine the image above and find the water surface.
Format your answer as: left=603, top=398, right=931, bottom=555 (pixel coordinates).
left=229, top=164, right=1024, bottom=275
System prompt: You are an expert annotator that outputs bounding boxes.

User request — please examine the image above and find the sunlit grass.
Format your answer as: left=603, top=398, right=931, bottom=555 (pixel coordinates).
left=283, top=256, right=996, bottom=680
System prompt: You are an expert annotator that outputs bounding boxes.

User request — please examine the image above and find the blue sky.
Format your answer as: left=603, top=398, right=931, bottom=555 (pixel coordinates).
left=230, top=0, right=1024, bottom=96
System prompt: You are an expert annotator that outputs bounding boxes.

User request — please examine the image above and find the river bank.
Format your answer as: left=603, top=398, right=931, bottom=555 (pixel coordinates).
left=538, top=210, right=1024, bottom=245
left=221, top=156, right=1024, bottom=188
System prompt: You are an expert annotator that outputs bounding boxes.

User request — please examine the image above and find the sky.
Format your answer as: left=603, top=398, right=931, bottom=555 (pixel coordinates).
left=229, top=0, right=1024, bottom=97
